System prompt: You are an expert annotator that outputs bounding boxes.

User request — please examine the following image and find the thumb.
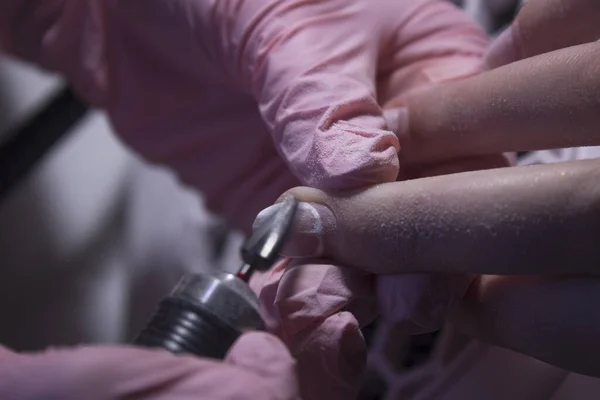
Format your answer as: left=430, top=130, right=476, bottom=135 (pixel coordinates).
left=484, top=0, right=600, bottom=68
left=0, top=345, right=217, bottom=399
left=252, top=188, right=476, bottom=334
left=261, top=158, right=600, bottom=277
left=226, top=332, right=297, bottom=387
left=209, top=0, right=400, bottom=190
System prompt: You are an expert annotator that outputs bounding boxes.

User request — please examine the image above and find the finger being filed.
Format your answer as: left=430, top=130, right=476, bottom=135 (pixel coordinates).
left=283, top=159, right=600, bottom=276
left=486, top=0, right=600, bottom=68
left=227, top=332, right=295, bottom=374
left=409, top=154, right=511, bottom=180
left=0, top=346, right=217, bottom=399
left=451, top=275, right=600, bottom=377
left=406, top=44, right=600, bottom=163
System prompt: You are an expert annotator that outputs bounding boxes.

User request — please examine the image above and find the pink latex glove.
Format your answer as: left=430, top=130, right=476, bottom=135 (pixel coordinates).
left=0, top=1, right=499, bottom=398
left=0, top=332, right=299, bottom=399
left=399, top=0, right=600, bottom=165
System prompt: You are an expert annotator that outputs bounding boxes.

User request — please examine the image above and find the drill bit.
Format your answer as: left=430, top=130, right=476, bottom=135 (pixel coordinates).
left=237, top=196, right=299, bottom=281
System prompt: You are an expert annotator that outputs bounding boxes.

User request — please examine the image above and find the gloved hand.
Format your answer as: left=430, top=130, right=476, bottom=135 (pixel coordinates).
left=0, top=332, right=299, bottom=400
left=271, top=158, right=600, bottom=377
left=0, top=1, right=503, bottom=398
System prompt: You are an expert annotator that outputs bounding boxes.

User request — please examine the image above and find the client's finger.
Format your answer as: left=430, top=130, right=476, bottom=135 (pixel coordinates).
left=258, top=158, right=600, bottom=276
left=450, top=274, right=600, bottom=378
left=404, top=43, right=600, bottom=164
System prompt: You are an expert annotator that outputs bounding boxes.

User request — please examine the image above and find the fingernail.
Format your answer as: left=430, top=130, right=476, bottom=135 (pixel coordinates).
left=484, top=26, right=520, bottom=69
left=253, top=202, right=336, bottom=258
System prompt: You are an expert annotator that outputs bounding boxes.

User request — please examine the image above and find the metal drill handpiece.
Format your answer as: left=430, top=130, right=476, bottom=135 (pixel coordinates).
left=133, top=271, right=265, bottom=359
left=237, top=196, right=299, bottom=281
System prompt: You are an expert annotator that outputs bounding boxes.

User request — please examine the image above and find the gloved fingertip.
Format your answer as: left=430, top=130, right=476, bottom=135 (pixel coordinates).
left=226, top=332, right=295, bottom=377
left=293, top=313, right=366, bottom=400
left=484, top=26, right=521, bottom=69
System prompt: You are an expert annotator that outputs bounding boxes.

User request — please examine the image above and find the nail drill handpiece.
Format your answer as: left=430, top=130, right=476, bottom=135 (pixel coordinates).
left=133, top=197, right=299, bottom=359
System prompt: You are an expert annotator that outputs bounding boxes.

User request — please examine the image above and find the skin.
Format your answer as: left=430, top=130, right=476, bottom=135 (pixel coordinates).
left=287, top=159, right=600, bottom=276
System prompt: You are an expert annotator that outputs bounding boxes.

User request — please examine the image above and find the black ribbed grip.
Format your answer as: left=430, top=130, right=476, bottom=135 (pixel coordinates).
left=133, top=297, right=241, bottom=360
left=0, top=87, right=89, bottom=204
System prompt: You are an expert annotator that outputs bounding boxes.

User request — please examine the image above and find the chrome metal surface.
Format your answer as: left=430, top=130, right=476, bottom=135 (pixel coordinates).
left=171, top=271, right=265, bottom=332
